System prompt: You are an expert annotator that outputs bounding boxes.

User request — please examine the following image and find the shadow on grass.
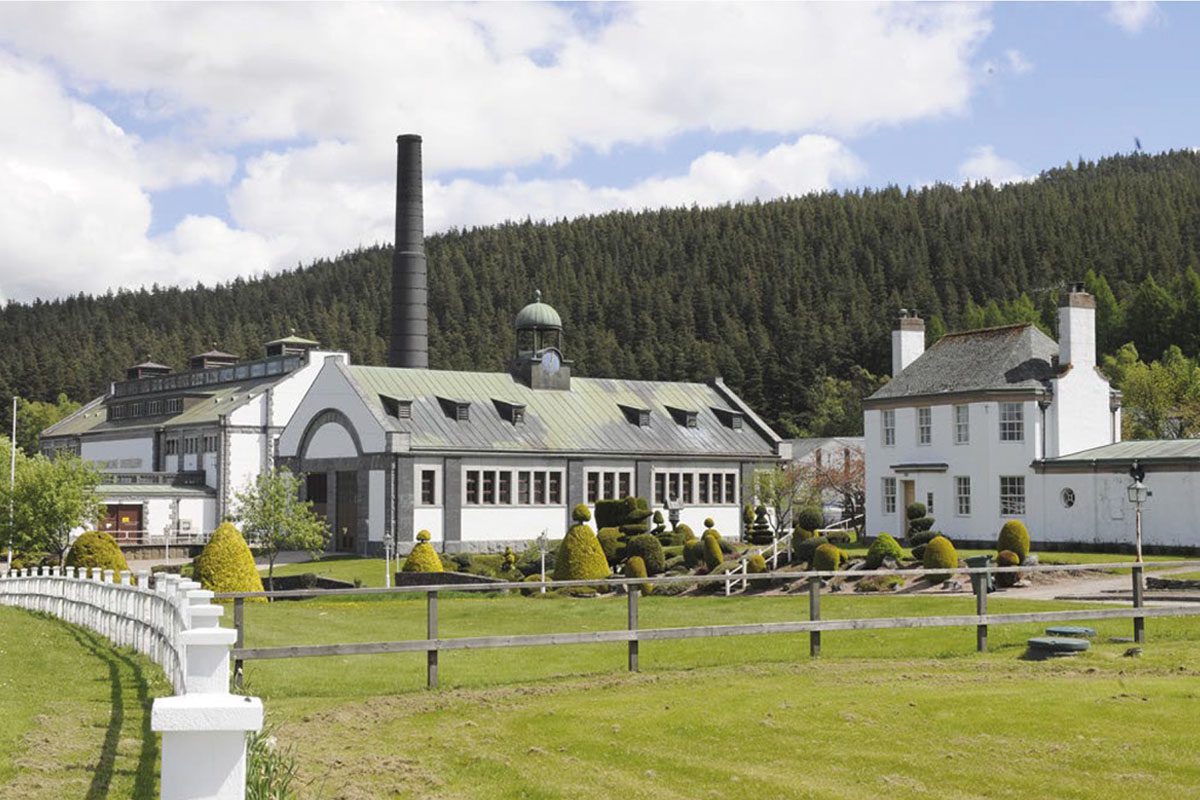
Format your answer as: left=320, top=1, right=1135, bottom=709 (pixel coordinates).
left=51, top=617, right=161, bottom=799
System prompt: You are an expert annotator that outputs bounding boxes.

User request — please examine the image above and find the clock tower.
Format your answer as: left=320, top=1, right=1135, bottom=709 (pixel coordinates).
left=512, top=290, right=572, bottom=390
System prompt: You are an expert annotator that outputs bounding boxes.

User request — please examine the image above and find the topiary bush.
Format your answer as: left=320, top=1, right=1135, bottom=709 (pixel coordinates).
left=624, top=555, right=652, bottom=594
left=907, top=516, right=935, bottom=533
left=749, top=505, right=774, bottom=545
left=66, top=531, right=129, bottom=576
left=594, top=499, right=626, bottom=531
left=597, top=527, right=624, bottom=565
left=997, top=520, right=1031, bottom=563
left=553, top=521, right=611, bottom=581
left=996, top=549, right=1021, bottom=588
left=619, top=496, right=653, bottom=538
left=747, top=553, right=768, bottom=574
left=812, top=543, right=844, bottom=572
left=825, top=530, right=855, bottom=545
left=677, top=523, right=697, bottom=542
left=865, top=533, right=905, bottom=569
left=403, top=530, right=444, bottom=573
left=793, top=534, right=829, bottom=566
left=572, top=504, right=592, bottom=523
left=624, top=533, right=666, bottom=575
left=906, top=502, right=927, bottom=521
left=795, top=505, right=825, bottom=534
left=702, top=533, right=724, bottom=570
left=683, top=539, right=704, bottom=568
left=908, top=529, right=940, bottom=547
left=193, top=522, right=265, bottom=598
left=922, top=535, right=959, bottom=583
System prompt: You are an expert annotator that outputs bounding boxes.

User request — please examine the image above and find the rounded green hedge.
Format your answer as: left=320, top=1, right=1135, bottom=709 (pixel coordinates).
left=66, top=531, right=129, bottom=576
left=865, top=533, right=905, bottom=569
left=906, top=502, right=927, bottom=521
left=996, top=549, right=1021, bottom=588
left=624, top=555, right=652, bottom=594
left=747, top=553, right=768, bottom=574
left=997, top=520, right=1031, bottom=562
left=795, top=506, right=824, bottom=534
left=812, top=543, right=843, bottom=572
left=572, top=504, right=592, bottom=523
left=624, top=533, right=666, bottom=575
left=922, top=535, right=959, bottom=583
left=597, top=527, right=624, bottom=565
left=193, top=522, right=264, bottom=597
left=793, top=534, right=829, bottom=566
left=683, top=539, right=704, bottom=568
left=554, top=523, right=611, bottom=581
left=702, top=534, right=723, bottom=570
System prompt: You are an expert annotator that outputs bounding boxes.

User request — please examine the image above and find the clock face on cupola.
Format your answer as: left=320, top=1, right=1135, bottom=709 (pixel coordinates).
left=512, top=290, right=572, bottom=390
left=540, top=349, right=561, bottom=376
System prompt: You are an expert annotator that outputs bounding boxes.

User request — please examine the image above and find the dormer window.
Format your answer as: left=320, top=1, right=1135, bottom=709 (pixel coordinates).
left=712, top=407, right=745, bottom=430
left=437, top=397, right=470, bottom=422
left=381, top=395, right=412, bottom=420
left=666, top=406, right=699, bottom=429
left=492, top=399, right=527, bottom=425
left=619, top=404, right=651, bottom=427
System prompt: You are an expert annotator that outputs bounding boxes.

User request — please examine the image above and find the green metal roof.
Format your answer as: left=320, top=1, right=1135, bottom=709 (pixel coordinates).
left=266, top=334, right=320, bottom=347
left=514, top=291, right=562, bottom=330
left=346, top=364, right=779, bottom=458
left=1045, top=439, right=1200, bottom=464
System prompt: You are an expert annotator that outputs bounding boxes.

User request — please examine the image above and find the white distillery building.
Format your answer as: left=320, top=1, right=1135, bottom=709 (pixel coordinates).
left=276, top=294, right=789, bottom=554
left=40, top=336, right=339, bottom=551
left=863, top=286, right=1126, bottom=546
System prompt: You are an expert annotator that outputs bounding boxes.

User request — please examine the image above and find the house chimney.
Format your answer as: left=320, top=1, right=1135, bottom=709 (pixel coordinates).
left=1058, top=283, right=1096, bottom=369
left=389, top=134, right=428, bottom=369
left=891, top=309, right=925, bottom=376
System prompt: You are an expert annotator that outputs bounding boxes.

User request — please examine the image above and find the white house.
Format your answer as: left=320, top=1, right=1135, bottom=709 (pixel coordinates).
left=863, top=287, right=1123, bottom=546
left=275, top=294, right=789, bottom=554
left=40, top=336, right=341, bottom=553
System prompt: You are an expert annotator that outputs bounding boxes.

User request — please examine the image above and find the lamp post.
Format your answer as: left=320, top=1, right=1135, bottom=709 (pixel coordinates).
left=536, top=529, right=549, bottom=594
left=665, top=497, right=681, bottom=531
left=1126, top=460, right=1148, bottom=564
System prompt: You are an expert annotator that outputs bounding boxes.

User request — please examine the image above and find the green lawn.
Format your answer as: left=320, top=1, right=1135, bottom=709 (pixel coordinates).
left=0, top=606, right=170, bottom=799
left=225, top=591, right=1200, bottom=798
left=264, top=555, right=394, bottom=587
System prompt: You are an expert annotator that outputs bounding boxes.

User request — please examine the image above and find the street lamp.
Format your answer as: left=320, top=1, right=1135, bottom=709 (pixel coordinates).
left=1126, top=460, right=1148, bottom=563
left=536, top=529, right=549, bottom=594
left=665, top=497, right=681, bottom=530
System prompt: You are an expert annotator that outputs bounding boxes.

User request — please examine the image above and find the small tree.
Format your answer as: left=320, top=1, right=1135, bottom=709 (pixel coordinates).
left=234, top=467, right=330, bottom=591
left=0, top=450, right=101, bottom=564
left=751, top=464, right=811, bottom=538
left=797, top=445, right=866, bottom=541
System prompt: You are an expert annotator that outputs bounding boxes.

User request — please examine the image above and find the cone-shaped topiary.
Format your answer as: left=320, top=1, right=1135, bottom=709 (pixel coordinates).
left=997, top=520, right=1031, bottom=562
left=194, top=522, right=265, bottom=598
left=66, top=531, right=129, bottom=576
left=702, top=533, right=724, bottom=571
left=865, top=533, right=905, bottom=569
left=794, top=534, right=829, bottom=566
left=747, top=553, right=768, bottom=574
left=683, top=539, right=704, bottom=568
left=597, top=527, right=624, bottom=565
left=795, top=506, right=824, bottom=534
left=403, top=530, right=443, bottom=572
left=624, top=533, right=666, bottom=575
left=812, top=543, right=844, bottom=572
left=922, top=535, right=959, bottom=583
left=625, top=555, right=652, bottom=594
left=554, top=521, right=611, bottom=581
left=573, top=504, right=592, bottom=523
left=749, top=506, right=774, bottom=545
left=996, top=549, right=1021, bottom=588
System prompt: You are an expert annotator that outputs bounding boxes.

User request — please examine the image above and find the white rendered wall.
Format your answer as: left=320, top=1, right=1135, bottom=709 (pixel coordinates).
left=891, top=328, right=925, bottom=375
left=304, top=423, right=359, bottom=459
left=1036, top=471, right=1200, bottom=549
left=368, top=470, right=385, bottom=543
left=413, top=508, right=444, bottom=542
left=460, top=507, right=568, bottom=541
left=84, top=437, right=153, bottom=471
left=1050, top=367, right=1116, bottom=457
left=277, top=357, right=388, bottom=458
left=226, top=432, right=266, bottom=504
left=679, top=506, right=740, bottom=537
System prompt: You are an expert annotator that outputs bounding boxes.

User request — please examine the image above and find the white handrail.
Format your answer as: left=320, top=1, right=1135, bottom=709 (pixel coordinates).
left=725, top=529, right=795, bottom=595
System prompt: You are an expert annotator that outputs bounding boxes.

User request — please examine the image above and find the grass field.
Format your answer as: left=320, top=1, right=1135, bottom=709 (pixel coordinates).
left=224, top=588, right=1200, bottom=799
left=0, top=606, right=170, bottom=800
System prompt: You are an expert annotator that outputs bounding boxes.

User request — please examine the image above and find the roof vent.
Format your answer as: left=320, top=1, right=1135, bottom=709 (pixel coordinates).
left=437, top=396, right=470, bottom=422
left=712, top=407, right=745, bottom=430
left=619, top=404, right=651, bottom=428
left=665, top=406, right=699, bottom=429
left=380, top=395, right=412, bottom=420
left=492, top=399, right=527, bottom=425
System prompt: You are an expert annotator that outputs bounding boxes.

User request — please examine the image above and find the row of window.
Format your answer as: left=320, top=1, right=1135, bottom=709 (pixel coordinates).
left=881, top=402, right=1025, bottom=447
left=163, top=435, right=218, bottom=456
left=586, top=469, right=633, bottom=503
left=881, top=475, right=1026, bottom=518
left=417, top=467, right=740, bottom=507
left=113, top=355, right=302, bottom=398
left=108, top=397, right=184, bottom=421
left=463, top=469, right=564, bottom=507
left=653, top=470, right=739, bottom=506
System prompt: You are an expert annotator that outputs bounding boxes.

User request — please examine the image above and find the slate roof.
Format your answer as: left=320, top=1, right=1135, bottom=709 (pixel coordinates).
left=346, top=365, right=781, bottom=458
left=868, top=323, right=1059, bottom=403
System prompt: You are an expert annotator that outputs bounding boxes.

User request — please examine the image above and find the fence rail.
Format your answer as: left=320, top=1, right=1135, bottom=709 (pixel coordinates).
left=222, top=561, right=1199, bottom=690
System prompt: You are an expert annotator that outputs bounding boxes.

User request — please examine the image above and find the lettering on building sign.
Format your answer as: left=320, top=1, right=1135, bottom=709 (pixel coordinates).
left=92, top=458, right=144, bottom=470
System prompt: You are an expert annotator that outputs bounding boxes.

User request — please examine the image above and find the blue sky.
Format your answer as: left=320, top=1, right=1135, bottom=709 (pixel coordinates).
left=0, top=2, right=1193, bottom=302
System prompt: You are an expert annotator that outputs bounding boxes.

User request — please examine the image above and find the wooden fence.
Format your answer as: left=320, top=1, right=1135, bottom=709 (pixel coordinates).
left=218, top=561, right=1200, bottom=690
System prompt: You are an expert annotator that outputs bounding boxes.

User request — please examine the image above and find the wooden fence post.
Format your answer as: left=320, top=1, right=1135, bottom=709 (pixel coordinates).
left=975, top=568, right=988, bottom=653
left=627, top=586, right=639, bottom=673
left=1132, top=564, right=1145, bottom=644
left=808, top=578, right=821, bottom=657
left=426, top=590, right=439, bottom=689
left=233, top=597, right=245, bottom=690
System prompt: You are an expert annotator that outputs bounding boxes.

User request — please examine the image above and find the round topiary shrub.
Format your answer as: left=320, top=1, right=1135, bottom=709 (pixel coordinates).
left=812, top=543, right=843, bottom=572
left=597, top=527, right=624, bottom=565
left=66, top=531, right=129, bottom=576
left=793, top=534, right=829, bottom=566
left=908, top=529, right=940, bottom=547
left=403, top=531, right=444, bottom=573
left=865, top=533, right=905, bottom=569
left=520, top=573, right=546, bottom=596
left=677, top=523, right=697, bottom=542
left=908, top=516, right=935, bottom=533
left=624, top=555, right=652, bottom=594
left=997, top=520, right=1031, bottom=563
left=747, top=553, right=768, bottom=574
left=624, top=533, right=666, bottom=575
left=683, top=539, right=704, bottom=568
left=193, top=522, right=265, bottom=597
left=795, top=506, right=824, bottom=534
left=702, top=534, right=723, bottom=570
left=996, top=549, right=1021, bottom=588
left=572, top=504, right=592, bottom=523
left=703, top=517, right=715, bottom=529
left=906, top=502, right=927, bottom=521
left=553, top=522, right=611, bottom=581
left=922, top=535, right=959, bottom=583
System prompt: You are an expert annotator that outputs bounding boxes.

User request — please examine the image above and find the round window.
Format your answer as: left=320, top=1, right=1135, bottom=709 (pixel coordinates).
left=1061, top=488, right=1075, bottom=508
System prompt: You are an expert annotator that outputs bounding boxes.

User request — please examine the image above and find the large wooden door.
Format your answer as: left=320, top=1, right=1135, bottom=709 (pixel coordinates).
left=335, top=471, right=358, bottom=552
left=101, top=504, right=143, bottom=544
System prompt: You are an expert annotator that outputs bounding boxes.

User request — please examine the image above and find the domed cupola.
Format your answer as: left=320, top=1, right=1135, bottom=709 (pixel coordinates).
left=512, top=289, right=572, bottom=390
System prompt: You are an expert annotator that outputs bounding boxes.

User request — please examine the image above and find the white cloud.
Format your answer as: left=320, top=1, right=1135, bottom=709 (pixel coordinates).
left=1005, top=49, right=1033, bottom=75
left=957, top=146, right=1029, bottom=185
left=0, top=3, right=993, bottom=300
left=1106, top=2, right=1161, bottom=34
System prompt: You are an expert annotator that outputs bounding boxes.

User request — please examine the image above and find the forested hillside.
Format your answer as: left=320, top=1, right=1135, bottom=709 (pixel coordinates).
left=3, top=149, right=1200, bottom=439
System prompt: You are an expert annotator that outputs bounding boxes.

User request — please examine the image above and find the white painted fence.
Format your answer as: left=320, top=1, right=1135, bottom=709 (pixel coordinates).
left=0, top=566, right=262, bottom=800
